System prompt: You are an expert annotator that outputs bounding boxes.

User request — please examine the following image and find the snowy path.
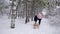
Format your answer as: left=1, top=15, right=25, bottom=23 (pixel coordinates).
left=0, top=15, right=60, bottom=34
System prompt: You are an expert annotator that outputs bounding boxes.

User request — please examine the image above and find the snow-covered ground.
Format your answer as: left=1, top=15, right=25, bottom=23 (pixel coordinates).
left=0, top=0, right=60, bottom=34
left=0, top=15, right=60, bottom=34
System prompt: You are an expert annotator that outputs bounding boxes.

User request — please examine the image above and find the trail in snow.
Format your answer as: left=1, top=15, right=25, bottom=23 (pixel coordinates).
left=0, top=15, right=60, bottom=34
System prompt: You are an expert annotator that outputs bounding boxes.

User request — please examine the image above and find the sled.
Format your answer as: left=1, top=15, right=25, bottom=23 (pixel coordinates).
left=33, top=23, right=39, bottom=29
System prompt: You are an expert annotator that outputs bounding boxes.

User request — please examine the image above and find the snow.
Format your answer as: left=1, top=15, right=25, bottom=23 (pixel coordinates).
left=0, top=0, right=60, bottom=34
left=5, top=0, right=9, bottom=3
left=56, top=6, right=60, bottom=9
left=42, top=8, right=48, bottom=15
left=0, top=15, right=60, bottom=34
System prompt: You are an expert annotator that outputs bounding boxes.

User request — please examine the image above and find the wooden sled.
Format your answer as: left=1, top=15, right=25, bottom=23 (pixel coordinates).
left=33, top=23, right=39, bottom=29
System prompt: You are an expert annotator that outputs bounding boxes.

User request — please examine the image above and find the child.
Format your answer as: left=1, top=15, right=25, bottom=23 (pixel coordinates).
left=34, top=13, right=43, bottom=25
